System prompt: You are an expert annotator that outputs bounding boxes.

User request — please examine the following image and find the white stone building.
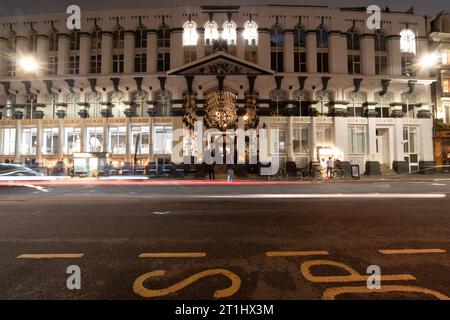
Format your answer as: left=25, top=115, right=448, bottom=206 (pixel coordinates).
left=0, top=4, right=437, bottom=175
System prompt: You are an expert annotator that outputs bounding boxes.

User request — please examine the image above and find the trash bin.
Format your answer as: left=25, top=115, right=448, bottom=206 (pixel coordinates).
left=351, top=164, right=360, bottom=179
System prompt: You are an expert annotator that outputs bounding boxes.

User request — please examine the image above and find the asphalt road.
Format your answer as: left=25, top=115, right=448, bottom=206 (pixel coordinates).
left=0, top=181, right=449, bottom=300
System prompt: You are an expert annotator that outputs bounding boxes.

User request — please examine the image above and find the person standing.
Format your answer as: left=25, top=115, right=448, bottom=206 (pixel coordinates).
left=208, top=161, right=216, bottom=181
left=227, top=164, right=233, bottom=183
left=326, top=157, right=334, bottom=178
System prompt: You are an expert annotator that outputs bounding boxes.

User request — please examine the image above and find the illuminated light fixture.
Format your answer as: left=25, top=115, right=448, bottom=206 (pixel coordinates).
left=419, top=52, right=440, bottom=69
left=18, top=55, right=40, bottom=73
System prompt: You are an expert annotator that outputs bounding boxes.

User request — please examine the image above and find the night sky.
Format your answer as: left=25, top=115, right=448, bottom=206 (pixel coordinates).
left=0, top=0, right=448, bottom=17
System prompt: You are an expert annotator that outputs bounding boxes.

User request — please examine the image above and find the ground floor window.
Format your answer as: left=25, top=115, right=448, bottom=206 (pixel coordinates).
left=64, top=127, right=81, bottom=154
left=293, top=127, right=309, bottom=153
left=348, top=126, right=366, bottom=154
left=109, top=126, right=127, bottom=154
left=42, top=128, right=58, bottom=155
left=1, top=128, right=15, bottom=155
left=87, top=127, right=103, bottom=152
left=403, top=127, right=418, bottom=154
left=131, top=126, right=150, bottom=154
left=21, top=128, right=37, bottom=155
left=154, top=125, right=172, bottom=154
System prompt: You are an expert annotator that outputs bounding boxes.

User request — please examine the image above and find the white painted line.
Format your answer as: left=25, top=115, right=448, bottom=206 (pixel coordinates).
left=431, top=183, right=446, bottom=186
left=153, top=211, right=171, bottom=215
left=179, top=193, right=446, bottom=199
left=139, top=252, right=206, bottom=258
left=266, top=250, right=330, bottom=257
left=99, top=176, right=149, bottom=180
left=21, top=184, right=50, bottom=193
left=0, top=176, right=69, bottom=181
left=379, top=249, right=446, bottom=255
left=17, top=253, right=84, bottom=259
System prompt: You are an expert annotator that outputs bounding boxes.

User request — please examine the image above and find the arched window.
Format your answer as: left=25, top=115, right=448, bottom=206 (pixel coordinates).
left=400, top=29, right=416, bottom=55
left=294, top=26, right=307, bottom=72
left=48, top=28, right=58, bottom=52
left=183, top=20, right=198, bottom=63
left=48, top=28, right=59, bottom=76
left=28, top=29, right=38, bottom=52
left=91, top=26, right=102, bottom=50
left=110, top=91, right=125, bottom=118
left=90, top=26, right=102, bottom=74
left=222, top=21, right=237, bottom=45
left=243, top=20, right=258, bottom=46
left=7, top=31, right=16, bottom=77
left=401, top=92, right=418, bottom=118
left=204, top=20, right=219, bottom=46
left=270, top=24, right=284, bottom=72
left=154, top=89, right=173, bottom=117
left=69, top=30, right=80, bottom=75
left=135, top=24, right=147, bottom=49
left=400, top=29, right=416, bottom=76
left=316, top=90, right=332, bottom=116
left=157, top=24, right=170, bottom=47
left=316, top=27, right=329, bottom=73
left=347, top=91, right=366, bottom=117
left=375, top=91, right=393, bottom=118
left=183, top=20, right=198, bottom=46
left=157, top=24, right=171, bottom=72
left=374, top=30, right=388, bottom=75
left=113, top=25, right=124, bottom=49
left=347, top=27, right=361, bottom=74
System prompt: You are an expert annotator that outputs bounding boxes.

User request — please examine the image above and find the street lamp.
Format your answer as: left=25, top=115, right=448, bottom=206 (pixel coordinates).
left=419, top=51, right=441, bottom=70
left=18, top=55, right=40, bottom=73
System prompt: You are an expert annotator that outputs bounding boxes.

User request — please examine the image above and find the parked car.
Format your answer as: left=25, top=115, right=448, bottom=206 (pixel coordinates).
left=0, top=164, right=43, bottom=176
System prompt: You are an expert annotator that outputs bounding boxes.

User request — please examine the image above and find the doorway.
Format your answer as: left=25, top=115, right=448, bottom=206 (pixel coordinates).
left=376, top=129, right=389, bottom=166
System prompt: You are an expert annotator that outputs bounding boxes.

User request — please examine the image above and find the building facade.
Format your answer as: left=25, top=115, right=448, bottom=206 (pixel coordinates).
left=430, top=11, right=450, bottom=170
left=0, top=5, right=436, bottom=175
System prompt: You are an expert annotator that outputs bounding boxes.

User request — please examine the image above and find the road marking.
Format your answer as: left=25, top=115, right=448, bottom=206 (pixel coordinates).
left=17, top=253, right=84, bottom=259
left=431, top=183, right=446, bottom=186
left=301, top=260, right=416, bottom=283
left=139, top=252, right=206, bottom=258
left=153, top=211, right=171, bottom=215
left=133, top=269, right=241, bottom=299
left=180, top=193, right=446, bottom=199
left=21, top=184, right=50, bottom=193
left=266, top=250, right=330, bottom=257
left=323, top=285, right=450, bottom=300
left=378, top=249, right=446, bottom=255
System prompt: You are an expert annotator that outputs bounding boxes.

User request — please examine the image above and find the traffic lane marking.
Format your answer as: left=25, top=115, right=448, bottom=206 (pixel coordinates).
left=266, top=251, right=330, bottom=257
left=170, top=193, right=447, bottom=199
left=139, top=252, right=207, bottom=258
left=378, top=249, right=446, bottom=255
left=16, top=253, right=84, bottom=259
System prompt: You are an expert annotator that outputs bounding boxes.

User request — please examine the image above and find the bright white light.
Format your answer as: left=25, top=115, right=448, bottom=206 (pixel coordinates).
left=18, top=56, right=39, bottom=73
left=419, top=52, right=440, bottom=69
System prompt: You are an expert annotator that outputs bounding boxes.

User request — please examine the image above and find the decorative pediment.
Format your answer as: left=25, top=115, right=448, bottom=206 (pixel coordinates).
left=167, top=52, right=274, bottom=76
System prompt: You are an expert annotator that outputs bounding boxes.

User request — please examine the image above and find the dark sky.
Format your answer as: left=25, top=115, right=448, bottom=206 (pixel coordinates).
left=0, top=0, right=448, bottom=17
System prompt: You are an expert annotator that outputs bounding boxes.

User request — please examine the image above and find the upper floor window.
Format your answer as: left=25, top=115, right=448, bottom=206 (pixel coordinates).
left=135, top=25, right=147, bottom=49
left=374, top=30, right=387, bottom=52
left=113, top=26, right=125, bottom=49
left=183, top=20, right=198, bottom=46
left=69, top=30, right=80, bottom=51
left=158, top=24, right=170, bottom=47
left=222, top=21, right=237, bottom=45
left=270, top=24, right=284, bottom=72
left=294, top=26, right=306, bottom=47
left=91, top=26, right=102, bottom=50
left=374, top=30, right=388, bottom=75
left=316, top=27, right=328, bottom=48
left=400, top=29, right=416, bottom=55
left=441, top=50, right=450, bottom=65
left=347, top=27, right=361, bottom=74
left=294, top=26, right=307, bottom=73
left=443, top=77, right=450, bottom=93
left=28, top=30, right=38, bottom=52
left=243, top=20, right=258, bottom=45
left=204, top=20, right=219, bottom=45
left=346, top=27, right=360, bottom=51
left=48, top=29, right=58, bottom=52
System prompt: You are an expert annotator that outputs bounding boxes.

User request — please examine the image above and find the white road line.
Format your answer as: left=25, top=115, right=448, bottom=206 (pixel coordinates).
left=21, top=184, right=50, bottom=193
left=173, top=193, right=446, bottom=199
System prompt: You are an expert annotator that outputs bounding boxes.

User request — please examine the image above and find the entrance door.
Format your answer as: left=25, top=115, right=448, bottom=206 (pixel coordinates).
left=376, top=129, right=389, bottom=165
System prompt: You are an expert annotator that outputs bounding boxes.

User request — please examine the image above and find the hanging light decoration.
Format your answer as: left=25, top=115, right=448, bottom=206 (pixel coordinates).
left=205, top=90, right=238, bottom=131
left=243, top=91, right=259, bottom=129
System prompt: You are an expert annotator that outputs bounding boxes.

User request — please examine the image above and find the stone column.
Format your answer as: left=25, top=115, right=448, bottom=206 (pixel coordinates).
left=306, top=31, right=317, bottom=73
left=35, top=116, right=44, bottom=164
left=14, top=117, right=23, bottom=163
left=0, top=37, right=8, bottom=76
left=196, top=28, right=205, bottom=59
left=124, top=31, right=135, bottom=74
left=57, top=118, right=64, bottom=159
left=286, top=116, right=294, bottom=162
left=361, top=34, right=375, bottom=76
left=101, top=32, right=113, bottom=74
left=147, top=30, right=158, bottom=74
left=329, top=31, right=347, bottom=74
left=57, top=34, right=70, bottom=75
left=236, top=28, right=245, bottom=60
left=366, top=104, right=380, bottom=175
left=283, top=30, right=294, bottom=73
left=15, top=36, right=28, bottom=77
left=78, top=110, right=88, bottom=152
left=148, top=117, right=154, bottom=163
left=36, top=35, right=49, bottom=77
left=388, top=35, right=402, bottom=76
left=79, top=33, right=91, bottom=75
left=125, top=116, right=132, bottom=163
left=102, top=116, right=109, bottom=153
left=332, top=102, right=349, bottom=160
left=310, top=116, right=317, bottom=163
left=257, top=28, right=271, bottom=69
left=170, top=28, right=183, bottom=69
